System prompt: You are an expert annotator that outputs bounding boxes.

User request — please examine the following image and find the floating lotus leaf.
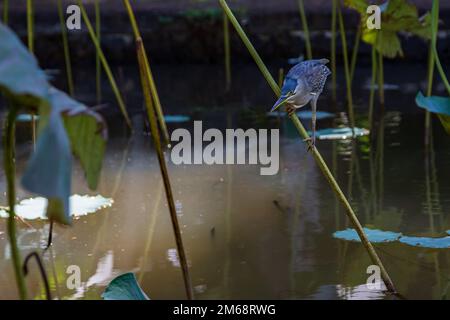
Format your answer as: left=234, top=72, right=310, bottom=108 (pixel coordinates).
left=334, top=228, right=450, bottom=248
left=309, top=127, right=370, bottom=140
left=333, top=228, right=402, bottom=243
left=267, top=110, right=335, bottom=120
left=399, top=235, right=450, bottom=249
left=164, top=115, right=191, bottom=123
left=102, top=273, right=149, bottom=300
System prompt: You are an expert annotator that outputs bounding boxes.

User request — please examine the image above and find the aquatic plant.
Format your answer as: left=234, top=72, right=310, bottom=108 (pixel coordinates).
left=346, top=0, right=431, bottom=109
left=416, top=0, right=450, bottom=135
left=77, top=0, right=132, bottom=129
left=330, top=0, right=337, bottom=103
left=121, top=0, right=170, bottom=146
left=0, top=23, right=107, bottom=299
left=57, top=0, right=75, bottom=96
left=337, top=1, right=355, bottom=128
left=26, top=0, right=37, bottom=145
left=223, top=12, right=231, bottom=90
left=103, top=273, right=149, bottom=300
left=219, top=0, right=396, bottom=294
left=2, top=0, right=8, bottom=25
left=334, top=228, right=450, bottom=249
left=95, top=0, right=102, bottom=104
left=122, top=0, right=193, bottom=299
left=297, top=0, right=312, bottom=60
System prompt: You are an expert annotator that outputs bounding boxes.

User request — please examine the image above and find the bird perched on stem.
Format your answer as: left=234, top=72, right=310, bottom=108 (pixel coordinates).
left=271, top=59, right=331, bottom=150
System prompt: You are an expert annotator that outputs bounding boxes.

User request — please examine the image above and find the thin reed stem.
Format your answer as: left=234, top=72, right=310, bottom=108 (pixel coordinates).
left=220, top=0, right=396, bottom=294
left=136, top=38, right=193, bottom=300
left=95, top=0, right=102, bottom=104
left=297, top=0, right=312, bottom=59
left=122, top=0, right=170, bottom=146
left=57, top=0, right=75, bottom=96
left=26, top=0, right=36, bottom=146
left=368, top=46, right=377, bottom=131
left=224, top=12, right=231, bottom=90
left=431, top=0, right=450, bottom=96
left=3, top=0, right=8, bottom=25
left=77, top=0, right=131, bottom=129
left=377, top=47, right=385, bottom=108
left=4, top=108, right=28, bottom=299
left=331, top=0, right=337, bottom=103
left=337, top=1, right=355, bottom=128
left=26, top=0, right=34, bottom=53
left=350, top=23, right=361, bottom=84
left=425, top=44, right=435, bottom=147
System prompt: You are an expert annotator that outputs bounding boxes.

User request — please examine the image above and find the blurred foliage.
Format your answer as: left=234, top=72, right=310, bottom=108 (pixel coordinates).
left=345, top=0, right=431, bottom=58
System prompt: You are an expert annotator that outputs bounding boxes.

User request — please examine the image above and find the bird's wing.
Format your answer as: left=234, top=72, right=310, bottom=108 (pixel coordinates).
left=280, top=77, right=298, bottom=97
left=299, top=63, right=331, bottom=94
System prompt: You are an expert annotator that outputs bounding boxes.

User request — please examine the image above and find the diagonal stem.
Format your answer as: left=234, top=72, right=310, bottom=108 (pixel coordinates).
left=219, top=0, right=396, bottom=294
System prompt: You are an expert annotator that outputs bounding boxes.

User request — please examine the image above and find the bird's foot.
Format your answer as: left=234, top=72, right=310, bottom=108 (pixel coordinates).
left=286, top=105, right=296, bottom=116
left=303, top=137, right=315, bottom=152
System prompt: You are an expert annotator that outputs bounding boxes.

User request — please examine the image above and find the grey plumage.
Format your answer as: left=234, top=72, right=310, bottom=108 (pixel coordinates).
left=271, top=58, right=331, bottom=149
left=286, top=58, right=331, bottom=95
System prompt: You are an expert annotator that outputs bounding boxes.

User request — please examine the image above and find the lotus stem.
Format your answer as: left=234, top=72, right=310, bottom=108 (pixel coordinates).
left=368, top=46, right=377, bottom=130
left=4, top=108, right=28, bottom=299
left=297, top=0, right=312, bottom=60
left=425, top=44, right=435, bottom=147
left=77, top=0, right=132, bottom=129
left=122, top=0, right=170, bottom=146
left=378, top=47, right=385, bottom=108
left=136, top=38, right=194, bottom=300
left=3, top=0, right=8, bottom=25
left=337, top=1, right=355, bottom=129
left=224, top=12, right=231, bottom=90
left=330, top=0, right=337, bottom=103
left=95, top=0, right=102, bottom=104
left=26, top=0, right=36, bottom=146
left=23, top=252, right=51, bottom=300
left=350, top=23, right=361, bottom=84
left=431, top=0, right=450, bottom=96
left=57, top=0, right=75, bottom=96
left=219, top=0, right=396, bottom=294
left=26, top=0, right=34, bottom=53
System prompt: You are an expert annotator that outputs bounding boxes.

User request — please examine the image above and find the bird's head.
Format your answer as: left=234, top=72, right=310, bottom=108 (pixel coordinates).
left=270, top=92, right=294, bottom=112
left=270, top=77, right=298, bottom=112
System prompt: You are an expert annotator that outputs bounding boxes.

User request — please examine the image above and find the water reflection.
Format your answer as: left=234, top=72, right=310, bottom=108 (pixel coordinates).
left=0, top=63, right=450, bottom=299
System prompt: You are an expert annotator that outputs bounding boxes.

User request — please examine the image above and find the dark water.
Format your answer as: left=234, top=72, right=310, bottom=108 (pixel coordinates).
left=0, top=63, right=449, bottom=300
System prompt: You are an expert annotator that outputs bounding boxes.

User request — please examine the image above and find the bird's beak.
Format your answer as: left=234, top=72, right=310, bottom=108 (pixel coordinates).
left=270, top=95, right=291, bottom=112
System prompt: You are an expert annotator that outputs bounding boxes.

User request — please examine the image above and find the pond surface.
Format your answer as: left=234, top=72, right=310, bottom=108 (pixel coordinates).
left=0, top=63, right=449, bottom=300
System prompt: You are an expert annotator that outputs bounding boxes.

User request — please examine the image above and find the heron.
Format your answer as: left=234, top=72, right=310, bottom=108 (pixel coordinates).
left=271, top=58, right=331, bottom=150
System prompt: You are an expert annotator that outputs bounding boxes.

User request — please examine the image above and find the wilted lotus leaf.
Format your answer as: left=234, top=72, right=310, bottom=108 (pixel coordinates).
left=0, top=23, right=107, bottom=225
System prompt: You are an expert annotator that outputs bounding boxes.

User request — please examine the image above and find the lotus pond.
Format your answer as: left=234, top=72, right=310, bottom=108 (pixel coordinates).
left=0, top=61, right=449, bottom=299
